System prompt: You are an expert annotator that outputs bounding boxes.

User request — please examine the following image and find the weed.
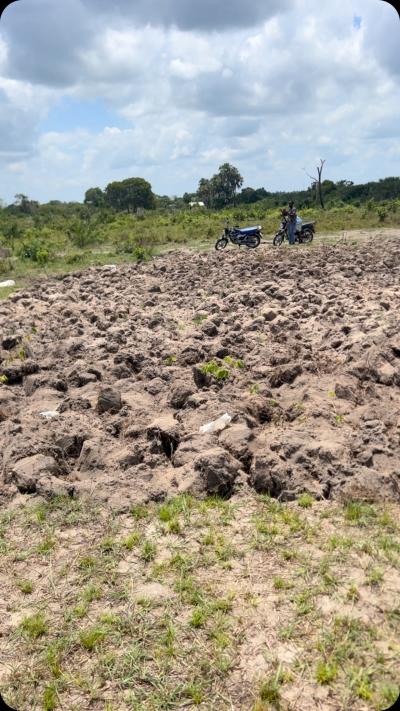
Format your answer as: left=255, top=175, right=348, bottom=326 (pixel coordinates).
left=131, top=503, right=150, bottom=520
left=82, top=584, right=103, bottom=603
left=347, top=584, right=360, bottom=602
left=78, top=555, right=97, bottom=573
left=123, top=531, right=141, bottom=550
left=344, top=502, right=376, bottom=526
left=79, top=625, right=107, bottom=651
left=249, top=383, right=259, bottom=395
left=193, top=313, right=208, bottom=324
left=316, top=660, right=338, bottom=684
left=259, top=675, right=281, bottom=708
left=36, top=534, right=56, bottom=555
left=223, top=355, right=245, bottom=369
left=0, top=374, right=8, bottom=384
left=297, top=493, right=314, bottom=509
left=366, top=568, right=384, bottom=586
left=164, top=355, right=177, bottom=366
left=141, top=540, right=157, bottom=562
left=43, top=683, right=58, bottom=711
left=190, top=607, right=208, bottom=628
left=201, top=359, right=229, bottom=382
left=20, top=612, right=47, bottom=639
left=273, top=577, right=293, bottom=591
left=16, top=578, right=34, bottom=594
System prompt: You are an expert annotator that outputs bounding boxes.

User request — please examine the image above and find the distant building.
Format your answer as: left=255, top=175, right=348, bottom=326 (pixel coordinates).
left=189, top=201, right=206, bottom=208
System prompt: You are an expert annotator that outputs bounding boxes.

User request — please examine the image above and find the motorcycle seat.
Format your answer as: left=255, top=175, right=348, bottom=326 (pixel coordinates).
left=236, top=226, right=260, bottom=234
left=301, top=222, right=314, bottom=229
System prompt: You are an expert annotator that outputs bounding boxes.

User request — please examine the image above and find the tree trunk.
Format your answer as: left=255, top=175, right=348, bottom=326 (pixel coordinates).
left=317, top=160, right=326, bottom=210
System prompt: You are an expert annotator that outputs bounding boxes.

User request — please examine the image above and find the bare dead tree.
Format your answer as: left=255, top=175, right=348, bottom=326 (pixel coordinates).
left=303, top=159, right=326, bottom=209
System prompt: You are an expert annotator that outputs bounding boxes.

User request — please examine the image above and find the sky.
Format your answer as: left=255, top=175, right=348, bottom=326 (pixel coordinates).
left=0, top=0, right=399, bottom=204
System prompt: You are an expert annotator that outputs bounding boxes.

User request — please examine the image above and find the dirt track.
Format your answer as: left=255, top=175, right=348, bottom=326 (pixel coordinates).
left=1, top=232, right=399, bottom=509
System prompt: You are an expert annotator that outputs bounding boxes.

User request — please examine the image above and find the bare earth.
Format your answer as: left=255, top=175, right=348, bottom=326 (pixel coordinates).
left=0, top=231, right=399, bottom=710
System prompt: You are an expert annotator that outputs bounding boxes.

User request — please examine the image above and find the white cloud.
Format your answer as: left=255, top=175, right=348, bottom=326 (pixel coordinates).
left=0, top=0, right=399, bottom=202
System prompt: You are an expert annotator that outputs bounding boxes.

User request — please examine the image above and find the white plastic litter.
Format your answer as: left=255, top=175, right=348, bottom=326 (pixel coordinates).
left=39, top=411, right=60, bottom=420
left=199, top=413, right=232, bottom=435
left=0, top=280, right=15, bottom=288
left=102, top=264, right=117, bottom=271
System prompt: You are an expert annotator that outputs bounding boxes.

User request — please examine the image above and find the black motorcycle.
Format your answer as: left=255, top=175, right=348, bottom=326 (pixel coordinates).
left=273, top=216, right=315, bottom=246
left=215, top=222, right=262, bottom=250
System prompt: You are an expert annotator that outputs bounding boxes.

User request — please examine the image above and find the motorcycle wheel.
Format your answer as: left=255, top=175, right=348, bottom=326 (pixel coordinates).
left=273, top=232, right=285, bottom=247
left=215, top=237, right=228, bottom=251
left=245, top=234, right=261, bottom=249
left=302, top=229, right=314, bottom=243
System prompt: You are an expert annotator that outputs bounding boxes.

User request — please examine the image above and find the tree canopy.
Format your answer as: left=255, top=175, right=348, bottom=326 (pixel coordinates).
left=104, top=178, right=155, bottom=212
left=197, top=163, right=244, bottom=208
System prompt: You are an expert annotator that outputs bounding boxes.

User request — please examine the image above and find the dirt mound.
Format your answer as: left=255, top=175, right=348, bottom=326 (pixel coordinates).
left=1, top=236, right=399, bottom=509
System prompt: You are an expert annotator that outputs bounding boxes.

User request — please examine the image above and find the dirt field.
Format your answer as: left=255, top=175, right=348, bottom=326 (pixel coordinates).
left=0, top=231, right=399, bottom=709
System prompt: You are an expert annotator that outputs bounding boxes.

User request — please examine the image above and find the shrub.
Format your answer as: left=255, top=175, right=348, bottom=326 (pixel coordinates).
left=0, top=257, right=12, bottom=274
left=19, top=239, right=50, bottom=264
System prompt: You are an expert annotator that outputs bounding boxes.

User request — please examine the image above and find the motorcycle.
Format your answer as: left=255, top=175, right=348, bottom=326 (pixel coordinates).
left=215, top=222, right=263, bottom=250
left=273, top=215, right=316, bottom=246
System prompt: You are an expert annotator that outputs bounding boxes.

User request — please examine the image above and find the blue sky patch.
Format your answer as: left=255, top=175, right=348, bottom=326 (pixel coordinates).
left=353, top=15, right=362, bottom=29
left=40, top=97, right=128, bottom=133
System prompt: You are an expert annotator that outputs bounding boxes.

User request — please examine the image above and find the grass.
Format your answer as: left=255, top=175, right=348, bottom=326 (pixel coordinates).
left=79, top=625, right=108, bottom=651
left=15, top=578, right=34, bottom=594
left=19, top=613, right=47, bottom=639
left=1, top=494, right=399, bottom=711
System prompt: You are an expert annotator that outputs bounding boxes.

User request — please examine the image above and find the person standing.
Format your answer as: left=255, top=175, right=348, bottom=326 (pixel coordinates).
left=286, top=200, right=297, bottom=245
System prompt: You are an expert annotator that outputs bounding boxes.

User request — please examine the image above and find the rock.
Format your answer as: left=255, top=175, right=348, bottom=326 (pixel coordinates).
left=147, top=415, right=180, bottom=460
left=1, top=360, right=39, bottom=384
left=218, top=422, right=253, bottom=464
left=35, top=476, right=75, bottom=499
left=172, top=434, right=212, bottom=468
left=269, top=364, right=303, bottom=388
left=180, top=346, right=204, bottom=366
left=338, top=469, right=400, bottom=503
left=77, top=439, right=107, bottom=473
left=193, top=448, right=242, bottom=495
left=261, top=307, right=278, bottom=322
left=335, top=382, right=357, bottom=402
left=96, top=387, right=122, bottom=414
left=169, top=384, right=194, bottom=409
left=249, top=454, right=288, bottom=496
left=68, top=370, right=99, bottom=388
left=202, top=321, right=219, bottom=337
left=192, top=366, right=212, bottom=389
left=2, top=335, right=22, bottom=351
left=6, top=455, right=63, bottom=494
left=118, top=445, right=144, bottom=469
left=55, top=435, right=85, bottom=459
left=376, top=363, right=396, bottom=386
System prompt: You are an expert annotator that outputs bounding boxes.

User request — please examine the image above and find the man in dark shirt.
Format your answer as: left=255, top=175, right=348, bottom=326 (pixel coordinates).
left=286, top=201, right=297, bottom=245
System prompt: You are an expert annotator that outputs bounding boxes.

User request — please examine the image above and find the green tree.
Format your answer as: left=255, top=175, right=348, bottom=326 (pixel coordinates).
left=84, top=187, right=105, bottom=207
left=13, top=194, right=39, bottom=214
left=105, top=178, right=155, bottom=212
left=197, top=178, right=214, bottom=208
left=198, top=164, right=243, bottom=209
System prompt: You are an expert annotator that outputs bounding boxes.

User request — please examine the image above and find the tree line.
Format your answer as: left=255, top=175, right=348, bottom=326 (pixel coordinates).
left=2, top=168, right=400, bottom=216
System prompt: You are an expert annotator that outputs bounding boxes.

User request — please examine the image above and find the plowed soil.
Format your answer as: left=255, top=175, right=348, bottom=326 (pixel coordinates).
left=1, top=233, right=400, bottom=509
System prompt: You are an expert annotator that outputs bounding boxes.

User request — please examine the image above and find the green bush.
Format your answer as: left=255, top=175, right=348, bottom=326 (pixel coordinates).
left=19, top=239, right=50, bottom=264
